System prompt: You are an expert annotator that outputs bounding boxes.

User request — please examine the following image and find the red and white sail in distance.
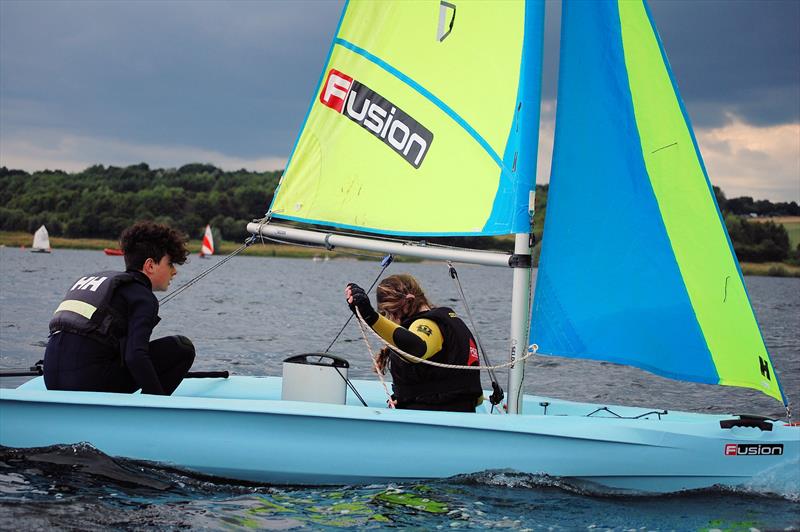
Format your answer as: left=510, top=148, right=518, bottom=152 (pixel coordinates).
left=200, top=225, right=214, bottom=256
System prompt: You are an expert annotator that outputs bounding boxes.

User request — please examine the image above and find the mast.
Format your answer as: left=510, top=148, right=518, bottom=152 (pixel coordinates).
left=507, top=232, right=533, bottom=414
left=503, top=0, right=544, bottom=415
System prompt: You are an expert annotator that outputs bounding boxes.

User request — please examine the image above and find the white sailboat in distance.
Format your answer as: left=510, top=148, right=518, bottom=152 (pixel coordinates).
left=30, top=225, right=51, bottom=253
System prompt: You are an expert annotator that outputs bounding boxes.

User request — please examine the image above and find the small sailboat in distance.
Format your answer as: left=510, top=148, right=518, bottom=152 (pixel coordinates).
left=199, top=225, right=214, bottom=258
left=30, top=225, right=51, bottom=253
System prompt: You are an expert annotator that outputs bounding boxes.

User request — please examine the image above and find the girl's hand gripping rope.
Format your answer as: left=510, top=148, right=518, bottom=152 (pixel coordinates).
left=345, top=283, right=379, bottom=325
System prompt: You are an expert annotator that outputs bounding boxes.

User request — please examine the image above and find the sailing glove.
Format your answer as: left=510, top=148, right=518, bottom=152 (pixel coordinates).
left=347, top=283, right=379, bottom=325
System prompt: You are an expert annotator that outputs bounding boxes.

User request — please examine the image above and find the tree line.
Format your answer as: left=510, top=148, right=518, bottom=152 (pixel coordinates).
left=717, top=193, right=800, bottom=217
left=0, top=164, right=280, bottom=242
left=0, top=164, right=796, bottom=263
left=712, top=187, right=796, bottom=263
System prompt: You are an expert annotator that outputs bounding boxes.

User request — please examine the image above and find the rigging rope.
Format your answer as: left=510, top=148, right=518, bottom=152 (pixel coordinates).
left=354, top=308, right=538, bottom=371
left=352, top=307, right=535, bottom=411
left=353, top=317, right=396, bottom=409
left=312, top=254, right=393, bottom=407
left=446, top=261, right=505, bottom=406
left=322, top=254, right=393, bottom=354
left=333, top=365, right=369, bottom=407
left=159, top=235, right=257, bottom=306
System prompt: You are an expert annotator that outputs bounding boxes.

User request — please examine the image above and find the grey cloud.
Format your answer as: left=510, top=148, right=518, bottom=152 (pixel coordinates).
left=1, top=0, right=797, bottom=167
left=648, top=0, right=800, bottom=128
left=541, top=1, right=800, bottom=129
left=0, top=0, right=344, bottom=158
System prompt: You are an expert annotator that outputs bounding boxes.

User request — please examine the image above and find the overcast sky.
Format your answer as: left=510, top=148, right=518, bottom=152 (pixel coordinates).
left=1, top=0, right=798, bottom=202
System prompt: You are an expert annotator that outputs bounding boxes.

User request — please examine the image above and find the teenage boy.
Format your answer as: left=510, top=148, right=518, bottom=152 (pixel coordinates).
left=44, top=221, right=195, bottom=395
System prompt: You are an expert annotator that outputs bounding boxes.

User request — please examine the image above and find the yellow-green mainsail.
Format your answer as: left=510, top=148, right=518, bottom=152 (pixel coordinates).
left=269, top=0, right=544, bottom=236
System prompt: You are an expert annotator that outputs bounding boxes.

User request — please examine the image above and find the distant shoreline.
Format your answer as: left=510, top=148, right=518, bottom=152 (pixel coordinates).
left=0, top=231, right=410, bottom=262
left=0, top=231, right=352, bottom=260
left=4, top=231, right=798, bottom=278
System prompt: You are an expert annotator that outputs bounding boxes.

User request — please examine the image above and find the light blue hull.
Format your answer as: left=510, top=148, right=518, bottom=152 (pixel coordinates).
left=1, top=376, right=797, bottom=494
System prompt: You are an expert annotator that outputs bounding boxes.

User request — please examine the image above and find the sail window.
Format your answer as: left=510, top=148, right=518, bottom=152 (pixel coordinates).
left=438, top=1, right=456, bottom=42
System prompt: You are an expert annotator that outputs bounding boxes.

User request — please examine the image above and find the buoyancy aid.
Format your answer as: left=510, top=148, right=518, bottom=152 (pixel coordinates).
left=391, top=307, right=482, bottom=404
left=49, top=271, right=141, bottom=348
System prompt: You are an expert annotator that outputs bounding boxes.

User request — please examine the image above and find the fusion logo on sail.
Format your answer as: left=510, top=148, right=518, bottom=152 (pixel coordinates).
left=320, top=69, right=434, bottom=169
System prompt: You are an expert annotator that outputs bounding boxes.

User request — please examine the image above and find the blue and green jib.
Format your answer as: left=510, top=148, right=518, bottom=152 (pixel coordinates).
left=531, top=0, right=785, bottom=404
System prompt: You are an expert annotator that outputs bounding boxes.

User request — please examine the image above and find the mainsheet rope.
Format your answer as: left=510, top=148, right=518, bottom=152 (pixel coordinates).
left=353, top=307, right=539, bottom=371
left=358, top=327, right=396, bottom=409
left=323, top=254, right=394, bottom=354
left=352, top=308, right=537, bottom=411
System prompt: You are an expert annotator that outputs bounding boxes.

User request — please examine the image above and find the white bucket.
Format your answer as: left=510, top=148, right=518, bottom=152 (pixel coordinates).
left=281, top=354, right=349, bottom=405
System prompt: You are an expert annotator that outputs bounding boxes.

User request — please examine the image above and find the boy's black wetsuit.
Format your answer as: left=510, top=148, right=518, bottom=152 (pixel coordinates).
left=44, top=270, right=194, bottom=395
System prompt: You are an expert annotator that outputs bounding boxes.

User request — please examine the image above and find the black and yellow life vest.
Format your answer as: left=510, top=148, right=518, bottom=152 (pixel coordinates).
left=391, top=307, right=482, bottom=404
left=49, top=271, right=140, bottom=347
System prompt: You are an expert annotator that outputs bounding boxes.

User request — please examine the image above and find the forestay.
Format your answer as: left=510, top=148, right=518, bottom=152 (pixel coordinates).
left=531, top=0, right=786, bottom=405
left=269, top=0, right=544, bottom=236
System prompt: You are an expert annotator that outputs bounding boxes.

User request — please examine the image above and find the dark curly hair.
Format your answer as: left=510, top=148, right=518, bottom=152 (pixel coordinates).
left=120, top=221, right=189, bottom=270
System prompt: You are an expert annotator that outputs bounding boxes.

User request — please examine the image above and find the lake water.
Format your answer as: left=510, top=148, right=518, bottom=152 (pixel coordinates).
left=1, top=247, right=798, bottom=530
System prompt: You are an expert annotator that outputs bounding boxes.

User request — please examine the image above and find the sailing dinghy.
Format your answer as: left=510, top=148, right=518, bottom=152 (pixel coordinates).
left=30, top=225, right=51, bottom=253
left=199, top=224, right=214, bottom=258
left=1, top=0, right=797, bottom=494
